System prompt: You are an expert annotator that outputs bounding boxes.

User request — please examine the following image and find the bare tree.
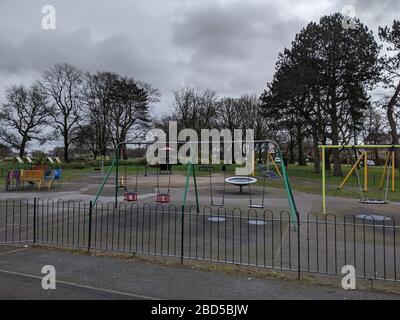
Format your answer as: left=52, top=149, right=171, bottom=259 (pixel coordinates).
left=38, top=63, right=83, bottom=162
left=216, top=97, right=243, bottom=132
left=0, top=84, right=51, bottom=157
left=173, top=87, right=219, bottom=131
left=218, top=94, right=275, bottom=159
left=80, top=71, right=116, bottom=157
left=72, top=123, right=99, bottom=158
left=108, top=76, right=153, bottom=159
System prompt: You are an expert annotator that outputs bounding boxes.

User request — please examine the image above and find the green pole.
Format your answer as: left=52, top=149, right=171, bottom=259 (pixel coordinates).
left=191, top=164, right=200, bottom=213
left=92, top=157, right=116, bottom=207
left=278, top=149, right=298, bottom=227
left=182, top=163, right=192, bottom=211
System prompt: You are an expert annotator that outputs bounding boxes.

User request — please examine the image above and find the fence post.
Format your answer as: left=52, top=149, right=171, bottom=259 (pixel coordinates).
left=33, top=198, right=37, bottom=245
left=88, top=201, right=93, bottom=252
left=297, top=216, right=301, bottom=280
left=180, top=205, right=185, bottom=264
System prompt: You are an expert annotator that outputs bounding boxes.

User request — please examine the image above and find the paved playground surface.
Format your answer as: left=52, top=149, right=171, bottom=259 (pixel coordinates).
left=0, top=245, right=399, bottom=300
left=1, top=172, right=400, bottom=220
left=1, top=172, right=399, bottom=294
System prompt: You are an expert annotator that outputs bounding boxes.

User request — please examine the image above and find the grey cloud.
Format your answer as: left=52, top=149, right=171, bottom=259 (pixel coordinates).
left=171, top=1, right=305, bottom=96
left=0, top=0, right=399, bottom=112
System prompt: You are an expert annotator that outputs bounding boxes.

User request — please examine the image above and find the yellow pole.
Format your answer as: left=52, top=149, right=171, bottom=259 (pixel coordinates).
left=338, top=152, right=364, bottom=190
left=379, top=152, right=390, bottom=190
left=322, top=147, right=326, bottom=215
left=269, top=153, right=282, bottom=177
left=392, top=151, right=396, bottom=192
left=364, top=151, right=368, bottom=192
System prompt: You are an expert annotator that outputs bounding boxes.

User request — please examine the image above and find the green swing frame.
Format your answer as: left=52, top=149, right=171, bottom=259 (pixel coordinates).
left=92, top=139, right=299, bottom=226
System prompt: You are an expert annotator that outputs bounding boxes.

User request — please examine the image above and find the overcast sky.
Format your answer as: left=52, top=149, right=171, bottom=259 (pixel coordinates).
left=0, top=0, right=399, bottom=118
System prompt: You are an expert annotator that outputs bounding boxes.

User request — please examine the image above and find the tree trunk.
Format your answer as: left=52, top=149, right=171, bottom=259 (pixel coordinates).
left=288, top=133, right=295, bottom=164
left=374, top=148, right=380, bottom=166
left=325, top=149, right=331, bottom=171
left=121, top=144, right=128, bottom=160
left=386, top=81, right=400, bottom=169
left=19, top=138, right=27, bottom=158
left=63, top=134, right=69, bottom=163
left=312, top=129, right=320, bottom=172
left=330, top=96, right=343, bottom=176
left=297, top=126, right=306, bottom=166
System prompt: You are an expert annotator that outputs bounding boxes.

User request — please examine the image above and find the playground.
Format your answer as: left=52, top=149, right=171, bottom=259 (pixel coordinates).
left=1, top=144, right=400, bottom=219
left=3, top=156, right=62, bottom=192
left=1, top=143, right=400, bottom=284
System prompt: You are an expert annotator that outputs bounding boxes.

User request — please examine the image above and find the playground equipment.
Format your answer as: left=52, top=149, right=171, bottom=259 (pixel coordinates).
left=123, top=158, right=140, bottom=202
left=182, top=139, right=297, bottom=222
left=5, top=168, right=54, bottom=191
left=47, top=157, right=62, bottom=179
left=225, top=176, right=258, bottom=192
left=21, top=169, right=53, bottom=190
left=119, top=147, right=173, bottom=203
left=154, top=146, right=173, bottom=203
left=224, top=174, right=267, bottom=209
left=5, top=156, right=62, bottom=191
left=215, top=147, right=282, bottom=209
left=15, top=156, right=26, bottom=169
left=25, top=157, right=34, bottom=169
left=93, top=139, right=299, bottom=226
left=264, top=152, right=282, bottom=178
left=319, top=145, right=400, bottom=214
left=156, top=163, right=172, bottom=203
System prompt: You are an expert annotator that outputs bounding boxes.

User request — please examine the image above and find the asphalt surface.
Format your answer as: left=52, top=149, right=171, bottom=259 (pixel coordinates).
left=0, top=245, right=399, bottom=300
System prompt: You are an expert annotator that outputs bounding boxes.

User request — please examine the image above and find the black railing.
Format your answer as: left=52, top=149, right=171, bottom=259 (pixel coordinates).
left=0, top=198, right=398, bottom=282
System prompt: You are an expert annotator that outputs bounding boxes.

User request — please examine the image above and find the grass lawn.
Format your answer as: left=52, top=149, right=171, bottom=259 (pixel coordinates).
left=1, top=159, right=399, bottom=202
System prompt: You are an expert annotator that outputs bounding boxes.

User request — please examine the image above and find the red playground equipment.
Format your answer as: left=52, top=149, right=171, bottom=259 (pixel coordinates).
left=124, top=191, right=138, bottom=202
left=156, top=192, right=171, bottom=203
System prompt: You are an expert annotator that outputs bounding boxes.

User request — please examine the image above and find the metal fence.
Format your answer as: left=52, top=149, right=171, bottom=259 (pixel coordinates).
left=0, top=198, right=398, bottom=282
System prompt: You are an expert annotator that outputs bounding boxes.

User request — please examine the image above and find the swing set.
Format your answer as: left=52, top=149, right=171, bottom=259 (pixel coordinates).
left=320, top=145, right=400, bottom=214
left=92, top=139, right=299, bottom=225
left=118, top=144, right=173, bottom=203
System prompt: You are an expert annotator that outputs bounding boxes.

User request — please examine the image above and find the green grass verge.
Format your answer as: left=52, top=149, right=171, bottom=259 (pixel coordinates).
left=1, top=160, right=399, bottom=202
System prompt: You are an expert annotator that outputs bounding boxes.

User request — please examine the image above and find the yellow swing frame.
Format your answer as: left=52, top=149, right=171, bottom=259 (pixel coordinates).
left=320, top=145, right=399, bottom=214
left=266, top=152, right=282, bottom=177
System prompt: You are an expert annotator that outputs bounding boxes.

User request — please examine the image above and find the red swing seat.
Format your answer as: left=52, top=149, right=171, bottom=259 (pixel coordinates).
left=124, top=191, right=138, bottom=202
left=156, top=193, right=170, bottom=203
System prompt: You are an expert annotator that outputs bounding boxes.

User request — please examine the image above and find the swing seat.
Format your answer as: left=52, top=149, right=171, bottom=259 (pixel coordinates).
left=118, top=176, right=127, bottom=190
left=124, top=192, right=138, bottom=202
left=248, top=204, right=264, bottom=209
left=225, top=176, right=258, bottom=187
left=211, top=203, right=225, bottom=207
left=156, top=193, right=170, bottom=203
left=264, top=171, right=280, bottom=179
left=359, top=199, right=389, bottom=205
